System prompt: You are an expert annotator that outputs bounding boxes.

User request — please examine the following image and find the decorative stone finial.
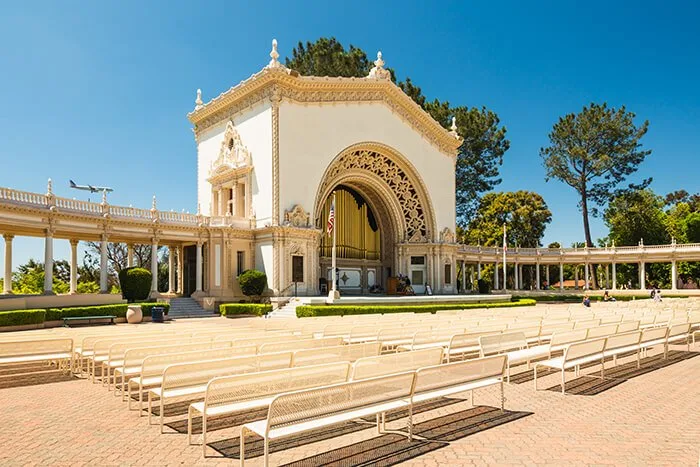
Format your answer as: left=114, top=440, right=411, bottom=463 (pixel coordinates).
left=449, top=116, right=459, bottom=138
left=195, top=88, right=203, bottom=109
left=367, top=51, right=391, bottom=79
left=268, top=39, right=281, bottom=68
left=151, top=195, right=157, bottom=211
left=101, top=189, right=107, bottom=205
left=46, top=178, right=53, bottom=196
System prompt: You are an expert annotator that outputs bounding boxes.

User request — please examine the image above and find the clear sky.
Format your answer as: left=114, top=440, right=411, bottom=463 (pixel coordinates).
left=1, top=0, right=699, bottom=269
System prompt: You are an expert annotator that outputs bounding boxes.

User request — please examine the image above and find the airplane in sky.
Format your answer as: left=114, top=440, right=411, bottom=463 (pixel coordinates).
left=69, top=180, right=113, bottom=193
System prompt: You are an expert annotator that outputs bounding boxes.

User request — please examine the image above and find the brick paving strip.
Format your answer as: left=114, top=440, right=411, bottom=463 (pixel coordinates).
left=0, top=342, right=698, bottom=466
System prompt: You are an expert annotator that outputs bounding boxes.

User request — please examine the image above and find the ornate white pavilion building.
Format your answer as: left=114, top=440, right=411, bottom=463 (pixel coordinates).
left=1, top=40, right=698, bottom=307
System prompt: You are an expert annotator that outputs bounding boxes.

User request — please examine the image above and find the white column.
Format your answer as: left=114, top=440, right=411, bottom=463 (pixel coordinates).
left=494, top=262, right=499, bottom=290
left=177, top=246, right=184, bottom=294
left=605, top=264, right=610, bottom=289
left=231, top=182, right=238, bottom=217
left=612, top=262, right=617, bottom=290
left=195, top=241, right=203, bottom=293
left=150, top=239, right=158, bottom=295
left=574, top=267, right=579, bottom=290
left=477, top=262, right=482, bottom=280
left=3, top=234, right=13, bottom=294
left=99, top=235, right=108, bottom=293
left=168, top=246, right=175, bottom=293
left=461, top=261, right=466, bottom=293
left=513, top=263, right=517, bottom=290
left=584, top=263, right=589, bottom=290
left=546, top=265, right=550, bottom=288
left=43, top=231, right=54, bottom=294
left=559, top=263, right=564, bottom=291
left=535, top=264, right=540, bottom=290
left=218, top=188, right=225, bottom=216
left=671, top=260, right=677, bottom=290
left=127, top=243, right=134, bottom=268
left=639, top=261, right=646, bottom=290
left=69, top=239, right=78, bottom=294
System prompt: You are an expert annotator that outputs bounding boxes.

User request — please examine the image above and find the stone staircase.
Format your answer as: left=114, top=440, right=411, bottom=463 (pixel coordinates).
left=267, top=298, right=301, bottom=318
left=167, top=297, right=217, bottom=319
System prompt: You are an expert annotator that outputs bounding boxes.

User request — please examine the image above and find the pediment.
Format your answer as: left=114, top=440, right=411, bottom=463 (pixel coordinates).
left=208, top=121, right=252, bottom=178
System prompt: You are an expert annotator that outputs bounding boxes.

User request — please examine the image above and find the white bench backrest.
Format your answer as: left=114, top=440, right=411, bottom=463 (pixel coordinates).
left=550, top=329, right=588, bottom=347
left=640, top=327, right=668, bottom=344
left=161, top=352, right=293, bottom=391
left=108, top=337, right=219, bottom=361
left=617, top=321, right=640, bottom=333
left=204, top=362, right=351, bottom=410
left=585, top=324, right=619, bottom=339
left=349, top=325, right=380, bottom=339
left=351, top=347, right=443, bottom=380
left=668, top=323, right=690, bottom=338
left=604, top=331, right=642, bottom=350
left=140, top=346, right=257, bottom=378
left=267, top=372, right=416, bottom=430
left=564, top=338, right=606, bottom=361
left=0, top=338, right=72, bottom=357
left=411, top=328, right=464, bottom=346
left=123, top=341, right=249, bottom=369
left=292, top=342, right=381, bottom=367
left=259, top=337, right=343, bottom=354
left=414, top=355, right=506, bottom=395
left=479, top=332, right=527, bottom=357
left=574, top=319, right=601, bottom=330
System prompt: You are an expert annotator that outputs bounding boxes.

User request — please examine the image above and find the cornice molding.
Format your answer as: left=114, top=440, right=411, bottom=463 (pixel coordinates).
left=188, top=68, right=462, bottom=157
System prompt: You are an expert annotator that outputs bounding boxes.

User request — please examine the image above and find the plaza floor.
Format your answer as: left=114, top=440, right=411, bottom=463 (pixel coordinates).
left=0, top=321, right=698, bottom=466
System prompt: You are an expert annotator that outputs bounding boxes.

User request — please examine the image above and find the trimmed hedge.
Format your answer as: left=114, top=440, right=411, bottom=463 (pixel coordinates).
left=118, top=267, right=152, bottom=302
left=220, top=303, right=272, bottom=317
left=512, top=294, right=689, bottom=303
left=296, top=299, right=537, bottom=318
left=45, top=304, right=129, bottom=321
left=0, top=309, right=46, bottom=327
left=140, top=303, right=170, bottom=316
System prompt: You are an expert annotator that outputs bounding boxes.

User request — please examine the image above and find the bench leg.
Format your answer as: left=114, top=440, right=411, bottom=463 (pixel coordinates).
left=600, top=358, right=605, bottom=378
left=375, top=414, right=381, bottom=434
left=506, top=361, right=511, bottom=383
left=469, top=389, right=474, bottom=406
left=407, top=404, right=413, bottom=441
left=500, top=380, right=505, bottom=412
left=147, top=392, right=153, bottom=425
left=239, top=427, right=246, bottom=466
left=263, top=437, right=270, bottom=467
left=160, top=398, right=165, bottom=433
left=561, top=368, right=566, bottom=395
left=533, top=364, right=538, bottom=391
left=139, top=384, right=144, bottom=415
left=636, top=350, right=641, bottom=369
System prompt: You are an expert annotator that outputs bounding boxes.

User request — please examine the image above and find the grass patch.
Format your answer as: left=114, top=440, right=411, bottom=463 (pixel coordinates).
left=296, top=299, right=536, bottom=317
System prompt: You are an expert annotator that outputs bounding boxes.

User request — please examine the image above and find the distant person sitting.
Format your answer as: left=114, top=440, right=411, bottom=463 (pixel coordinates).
left=582, top=294, right=591, bottom=307
left=602, top=290, right=616, bottom=302
left=654, top=288, right=662, bottom=302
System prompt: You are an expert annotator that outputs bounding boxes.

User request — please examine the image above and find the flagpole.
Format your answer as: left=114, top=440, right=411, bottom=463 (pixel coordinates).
left=330, top=191, right=338, bottom=299
left=502, top=223, right=507, bottom=291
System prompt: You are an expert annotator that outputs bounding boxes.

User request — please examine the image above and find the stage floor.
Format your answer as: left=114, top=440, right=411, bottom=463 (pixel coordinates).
left=299, top=293, right=512, bottom=306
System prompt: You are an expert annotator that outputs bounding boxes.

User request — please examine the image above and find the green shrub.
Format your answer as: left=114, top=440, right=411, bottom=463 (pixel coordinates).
left=0, top=309, right=46, bottom=327
left=511, top=294, right=689, bottom=303
left=477, top=279, right=491, bottom=294
left=140, top=303, right=170, bottom=316
left=46, top=304, right=129, bottom=321
left=118, top=267, right=152, bottom=302
left=220, top=303, right=272, bottom=317
left=238, top=270, right=267, bottom=301
left=296, top=299, right=536, bottom=317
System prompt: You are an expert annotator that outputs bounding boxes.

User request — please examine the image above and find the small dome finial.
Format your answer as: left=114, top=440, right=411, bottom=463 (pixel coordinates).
left=449, top=116, right=459, bottom=138
left=46, top=178, right=53, bottom=196
left=268, top=38, right=281, bottom=68
left=195, top=88, right=203, bottom=109
left=367, top=50, right=391, bottom=79
left=151, top=195, right=157, bottom=211
left=101, top=189, right=108, bottom=205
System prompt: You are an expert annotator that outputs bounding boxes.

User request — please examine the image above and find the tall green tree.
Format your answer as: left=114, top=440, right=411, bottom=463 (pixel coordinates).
left=463, top=191, right=552, bottom=248
left=540, top=103, right=652, bottom=250
left=604, top=189, right=669, bottom=246
left=285, top=37, right=509, bottom=225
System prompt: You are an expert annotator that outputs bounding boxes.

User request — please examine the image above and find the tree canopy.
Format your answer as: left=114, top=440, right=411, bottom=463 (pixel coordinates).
left=284, top=37, right=509, bottom=225
left=540, top=103, right=651, bottom=248
left=462, top=191, right=552, bottom=248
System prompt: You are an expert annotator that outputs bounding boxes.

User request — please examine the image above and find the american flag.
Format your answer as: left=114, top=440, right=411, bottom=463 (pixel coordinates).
left=327, top=200, right=335, bottom=236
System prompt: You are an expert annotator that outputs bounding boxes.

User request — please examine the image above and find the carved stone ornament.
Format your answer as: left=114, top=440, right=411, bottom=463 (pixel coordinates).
left=209, top=121, right=251, bottom=176
left=367, top=51, right=391, bottom=80
left=283, top=204, right=310, bottom=227
left=440, top=227, right=456, bottom=244
left=320, top=148, right=428, bottom=242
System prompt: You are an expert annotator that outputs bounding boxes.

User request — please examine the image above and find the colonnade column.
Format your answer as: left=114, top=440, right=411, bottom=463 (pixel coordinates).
left=574, top=267, right=579, bottom=290
left=127, top=244, right=134, bottom=268
left=612, top=262, right=617, bottom=290
left=231, top=181, right=238, bottom=216
left=605, top=265, right=610, bottom=290
left=461, top=261, right=467, bottom=293
left=69, top=239, right=79, bottom=294
left=546, top=266, right=550, bottom=289
left=514, top=263, right=519, bottom=290
left=150, top=239, right=158, bottom=296
left=167, top=245, right=175, bottom=294
left=477, top=262, right=482, bottom=280
left=177, top=246, right=184, bottom=294
left=671, top=260, right=677, bottom=291
left=43, top=230, right=54, bottom=295
left=584, top=263, right=589, bottom=290
left=639, top=261, right=646, bottom=290
left=559, top=263, right=564, bottom=291
left=3, top=234, right=13, bottom=294
left=535, top=264, right=540, bottom=290
left=99, top=235, right=109, bottom=294
left=195, top=241, right=203, bottom=293
left=494, top=262, right=499, bottom=290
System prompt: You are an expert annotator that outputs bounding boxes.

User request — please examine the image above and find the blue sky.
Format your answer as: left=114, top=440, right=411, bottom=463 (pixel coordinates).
left=1, top=0, right=699, bottom=269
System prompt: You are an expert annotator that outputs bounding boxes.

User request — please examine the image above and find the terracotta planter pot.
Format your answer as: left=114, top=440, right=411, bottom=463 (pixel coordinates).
left=126, top=305, right=143, bottom=324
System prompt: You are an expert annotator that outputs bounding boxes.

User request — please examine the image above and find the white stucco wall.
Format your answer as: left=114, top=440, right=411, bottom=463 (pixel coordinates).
left=278, top=102, right=456, bottom=238
left=196, top=103, right=273, bottom=223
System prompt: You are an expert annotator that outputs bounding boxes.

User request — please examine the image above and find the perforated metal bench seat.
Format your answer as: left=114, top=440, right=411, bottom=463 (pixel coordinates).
left=505, top=345, right=550, bottom=364
left=411, top=377, right=501, bottom=403
left=536, top=353, right=602, bottom=370
left=0, top=352, right=71, bottom=365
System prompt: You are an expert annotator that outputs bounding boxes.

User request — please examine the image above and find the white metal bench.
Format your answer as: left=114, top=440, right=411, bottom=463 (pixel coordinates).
left=148, top=352, right=293, bottom=431
left=0, top=338, right=73, bottom=373
left=258, top=336, right=342, bottom=354
left=351, top=347, right=443, bottom=380
left=479, top=332, right=550, bottom=381
left=190, top=362, right=351, bottom=456
left=239, top=372, right=417, bottom=467
left=291, top=342, right=381, bottom=367
left=534, top=338, right=607, bottom=394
